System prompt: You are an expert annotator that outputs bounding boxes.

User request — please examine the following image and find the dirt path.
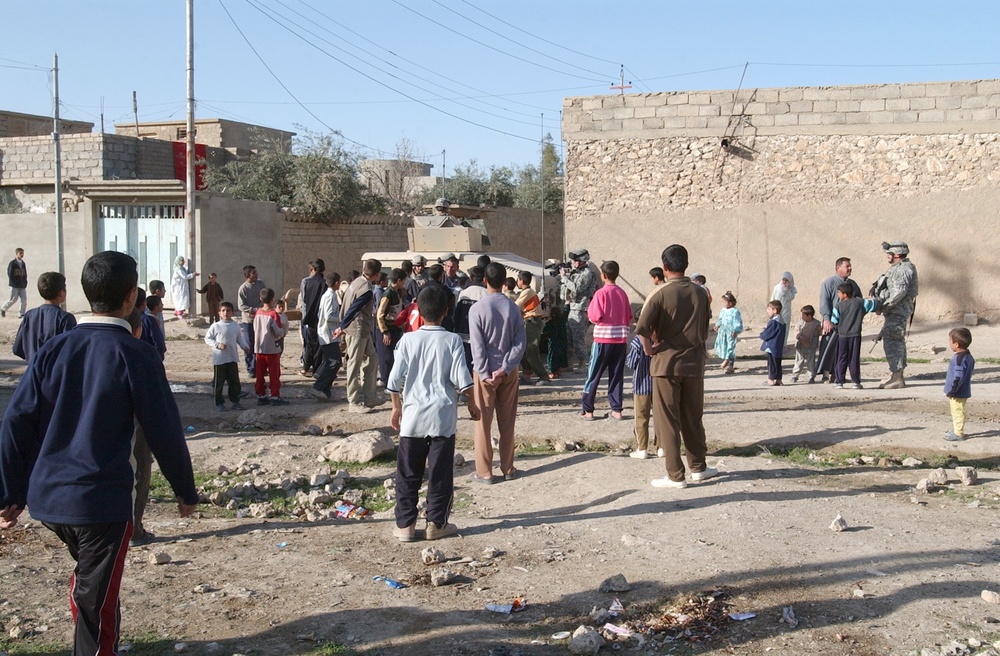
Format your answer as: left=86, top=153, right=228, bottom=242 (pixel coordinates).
left=0, top=317, right=998, bottom=656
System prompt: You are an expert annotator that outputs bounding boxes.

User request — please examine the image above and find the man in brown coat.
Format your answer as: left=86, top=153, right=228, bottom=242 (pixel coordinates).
left=635, top=244, right=715, bottom=489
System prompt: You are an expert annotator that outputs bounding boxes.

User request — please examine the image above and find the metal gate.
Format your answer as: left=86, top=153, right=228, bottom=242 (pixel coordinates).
left=97, top=203, right=187, bottom=288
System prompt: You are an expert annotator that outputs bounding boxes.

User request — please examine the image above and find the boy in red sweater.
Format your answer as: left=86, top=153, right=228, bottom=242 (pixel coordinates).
left=580, top=261, right=632, bottom=420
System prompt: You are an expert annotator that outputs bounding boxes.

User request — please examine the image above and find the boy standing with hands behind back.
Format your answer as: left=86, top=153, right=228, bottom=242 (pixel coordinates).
left=205, top=301, right=251, bottom=411
left=387, top=285, right=479, bottom=542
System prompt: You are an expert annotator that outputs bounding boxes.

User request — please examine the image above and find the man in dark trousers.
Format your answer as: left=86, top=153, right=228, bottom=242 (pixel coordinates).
left=635, top=244, right=714, bottom=490
left=1, top=247, right=27, bottom=318
left=299, top=258, right=326, bottom=376
left=0, top=250, right=199, bottom=656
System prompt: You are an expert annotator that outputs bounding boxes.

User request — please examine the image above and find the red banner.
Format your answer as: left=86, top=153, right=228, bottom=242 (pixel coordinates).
left=172, top=141, right=207, bottom=190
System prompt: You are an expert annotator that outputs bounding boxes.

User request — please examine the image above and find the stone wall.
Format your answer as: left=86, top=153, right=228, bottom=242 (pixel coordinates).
left=562, top=79, right=1000, bottom=324
left=0, top=111, right=92, bottom=138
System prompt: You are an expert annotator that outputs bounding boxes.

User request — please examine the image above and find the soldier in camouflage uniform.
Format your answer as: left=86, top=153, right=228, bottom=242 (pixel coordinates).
left=560, top=249, right=597, bottom=370
left=873, top=241, right=918, bottom=389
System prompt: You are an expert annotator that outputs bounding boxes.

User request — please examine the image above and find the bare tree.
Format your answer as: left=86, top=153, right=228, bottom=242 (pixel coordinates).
left=360, top=138, right=428, bottom=214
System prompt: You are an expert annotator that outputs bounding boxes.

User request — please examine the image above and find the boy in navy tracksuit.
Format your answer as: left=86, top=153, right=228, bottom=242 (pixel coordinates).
left=12, top=271, right=77, bottom=362
left=759, top=300, right=787, bottom=385
left=0, top=250, right=199, bottom=656
left=831, top=283, right=880, bottom=388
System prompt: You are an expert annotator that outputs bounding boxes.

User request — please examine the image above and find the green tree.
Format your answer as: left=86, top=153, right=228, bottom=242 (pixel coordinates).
left=513, top=134, right=563, bottom=213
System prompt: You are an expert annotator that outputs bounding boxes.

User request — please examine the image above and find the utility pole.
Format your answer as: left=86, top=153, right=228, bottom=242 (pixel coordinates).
left=539, top=113, right=545, bottom=266
left=610, top=65, right=632, bottom=95
left=53, top=52, right=64, bottom=275
left=441, top=149, right=446, bottom=200
left=185, top=0, right=196, bottom=277
left=132, top=91, right=139, bottom=137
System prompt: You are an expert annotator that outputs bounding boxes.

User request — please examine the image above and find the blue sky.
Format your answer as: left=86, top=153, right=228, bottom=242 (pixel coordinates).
left=3, top=1, right=999, bottom=173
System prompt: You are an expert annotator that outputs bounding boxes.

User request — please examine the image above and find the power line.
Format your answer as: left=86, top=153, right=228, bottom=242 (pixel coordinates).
left=388, top=0, right=608, bottom=84
left=262, top=0, right=561, bottom=128
left=457, top=0, right=621, bottom=67
left=429, top=0, right=613, bottom=80
left=0, top=56, right=48, bottom=70
left=237, top=0, right=540, bottom=143
left=750, top=60, right=1000, bottom=69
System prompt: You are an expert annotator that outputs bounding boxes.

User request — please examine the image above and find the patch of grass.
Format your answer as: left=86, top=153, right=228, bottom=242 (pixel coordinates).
left=452, top=491, right=473, bottom=511
left=165, top=334, right=194, bottom=341
left=342, top=477, right=394, bottom=513
left=307, top=643, right=355, bottom=656
left=0, top=638, right=69, bottom=654
left=323, top=452, right=397, bottom=473
left=121, top=630, right=174, bottom=656
left=978, top=357, right=1000, bottom=365
left=518, top=442, right=554, bottom=455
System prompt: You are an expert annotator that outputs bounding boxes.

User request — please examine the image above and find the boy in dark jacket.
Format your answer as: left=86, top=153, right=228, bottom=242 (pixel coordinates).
left=0, top=251, right=198, bottom=656
left=831, top=283, right=880, bottom=389
left=759, top=300, right=787, bottom=386
left=944, top=327, right=975, bottom=441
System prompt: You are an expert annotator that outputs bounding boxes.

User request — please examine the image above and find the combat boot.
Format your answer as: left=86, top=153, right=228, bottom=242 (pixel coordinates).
left=878, top=371, right=905, bottom=389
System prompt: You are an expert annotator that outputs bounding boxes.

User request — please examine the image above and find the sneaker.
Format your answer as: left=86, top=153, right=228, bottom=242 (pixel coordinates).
left=834, top=383, right=844, bottom=389
left=256, top=396, right=269, bottom=406
left=129, top=530, right=156, bottom=547
left=231, top=402, right=244, bottom=411
left=425, top=522, right=458, bottom=540
left=852, top=383, right=863, bottom=389
left=348, top=402, right=372, bottom=414
left=215, top=404, right=226, bottom=412
left=269, top=397, right=289, bottom=405
left=629, top=450, right=650, bottom=459
left=807, top=377, right=815, bottom=384
left=1, top=310, right=5, bottom=318
left=392, top=524, right=417, bottom=543
left=791, top=375, right=799, bottom=383
left=657, top=448, right=665, bottom=458
left=309, top=388, right=329, bottom=401
left=944, top=430, right=964, bottom=442
left=651, top=476, right=687, bottom=489
left=690, top=467, right=718, bottom=482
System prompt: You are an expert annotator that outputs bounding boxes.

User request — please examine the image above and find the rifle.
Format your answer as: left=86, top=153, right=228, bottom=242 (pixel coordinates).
left=869, top=327, right=884, bottom=353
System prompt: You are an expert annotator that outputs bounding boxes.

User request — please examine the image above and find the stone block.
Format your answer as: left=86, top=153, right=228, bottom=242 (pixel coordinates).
left=944, top=109, right=973, bottom=122
left=643, top=118, right=665, bottom=129
left=779, top=88, right=804, bottom=102
left=900, top=84, right=927, bottom=98
left=789, top=100, right=813, bottom=113
left=961, top=95, right=989, bottom=109
left=634, top=106, right=656, bottom=118
left=825, top=88, right=853, bottom=100
left=666, top=93, right=689, bottom=105
left=859, top=99, right=886, bottom=112
left=677, top=104, right=701, bottom=117
left=936, top=95, right=961, bottom=109
left=643, top=95, right=668, bottom=107
left=949, top=82, right=977, bottom=96
left=710, top=92, right=735, bottom=104
left=845, top=112, right=868, bottom=124
left=681, top=116, right=709, bottom=129
left=798, top=113, right=824, bottom=125
left=655, top=105, right=680, bottom=117
left=971, top=107, right=998, bottom=120
left=917, top=110, right=945, bottom=122
left=924, top=82, right=951, bottom=97
left=893, top=111, right=919, bottom=123
left=705, top=116, right=730, bottom=129
left=592, top=109, right=615, bottom=121
left=661, top=117, right=686, bottom=129
left=802, top=88, right=831, bottom=101
left=977, top=80, right=1000, bottom=95
left=688, top=93, right=711, bottom=104
left=612, top=107, right=634, bottom=120
left=885, top=98, right=910, bottom=111
left=752, top=88, right=779, bottom=102
left=813, top=100, right=838, bottom=112
left=774, top=114, right=799, bottom=126
left=746, top=102, right=769, bottom=114
left=875, top=85, right=902, bottom=99
left=622, top=118, right=644, bottom=131
left=908, top=97, right=935, bottom=110
left=836, top=100, right=861, bottom=113
left=602, top=96, right=626, bottom=109
left=699, top=105, right=721, bottom=116
left=989, top=94, right=1000, bottom=108
left=850, top=87, right=878, bottom=100
left=624, top=95, right=647, bottom=108
left=600, top=120, right=623, bottom=131
left=581, top=98, right=602, bottom=111
left=752, top=115, right=775, bottom=126
left=869, top=112, right=894, bottom=124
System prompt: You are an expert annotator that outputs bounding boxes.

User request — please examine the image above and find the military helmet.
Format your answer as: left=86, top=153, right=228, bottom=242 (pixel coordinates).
left=567, top=248, right=590, bottom=263
left=434, top=198, right=451, bottom=210
left=882, top=241, right=909, bottom=256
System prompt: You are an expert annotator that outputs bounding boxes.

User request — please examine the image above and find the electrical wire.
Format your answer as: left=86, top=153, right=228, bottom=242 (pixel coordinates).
left=429, top=0, right=613, bottom=80
left=262, top=0, right=560, bottom=129
left=389, top=0, right=608, bottom=84
left=235, top=0, right=540, bottom=143
left=0, top=56, right=48, bottom=70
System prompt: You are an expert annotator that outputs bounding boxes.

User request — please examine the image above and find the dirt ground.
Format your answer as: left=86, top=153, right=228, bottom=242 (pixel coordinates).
left=1, top=316, right=999, bottom=656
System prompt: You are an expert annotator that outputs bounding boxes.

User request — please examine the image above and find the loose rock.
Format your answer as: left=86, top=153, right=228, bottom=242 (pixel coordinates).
left=928, top=468, right=949, bottom=485
left=421, top=547, right=446, bottom=565
left=453, top=452, right=465, bottom=467
left=568, top=625, right=605, bottom=655
left=902, top=457, right=924, bottom=468
left=915, top=478, right=934, bottom=493
left=149, top=552, right=171, bottom=565
left=482, top=546, right=502, bottom=559
left=173, top=642, right=187, bottom=652
left=621, top=533, right=656, bottom=547
left=192, top=583, right=214, bottom=594
left=304, top=425, right=323, bottom=436
left=955, top=467, right=978, bottom=486
left=319, top=430, right=394, bottom=463
left=983, top=590, right=1000, bottom=605
left=599, top=574, right=631, bottom=593
left=829, top=514, right=848, bottom=532
left=430, top=568, right=456, bottom=587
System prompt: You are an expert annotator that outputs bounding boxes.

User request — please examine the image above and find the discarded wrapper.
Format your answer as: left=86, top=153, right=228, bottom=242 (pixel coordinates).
left=603, top=623, right=632, bottom=637
left=336, top=501, right=372, bottom=519
left=729, top=612, right=756, bottom=621
left=485, top=597, right=526, bottom=614
left=609, top=598, right=625, bottom=616
left=373, top=576, right=406, bottom=589
left=551, top=631, right=571, bottom=641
